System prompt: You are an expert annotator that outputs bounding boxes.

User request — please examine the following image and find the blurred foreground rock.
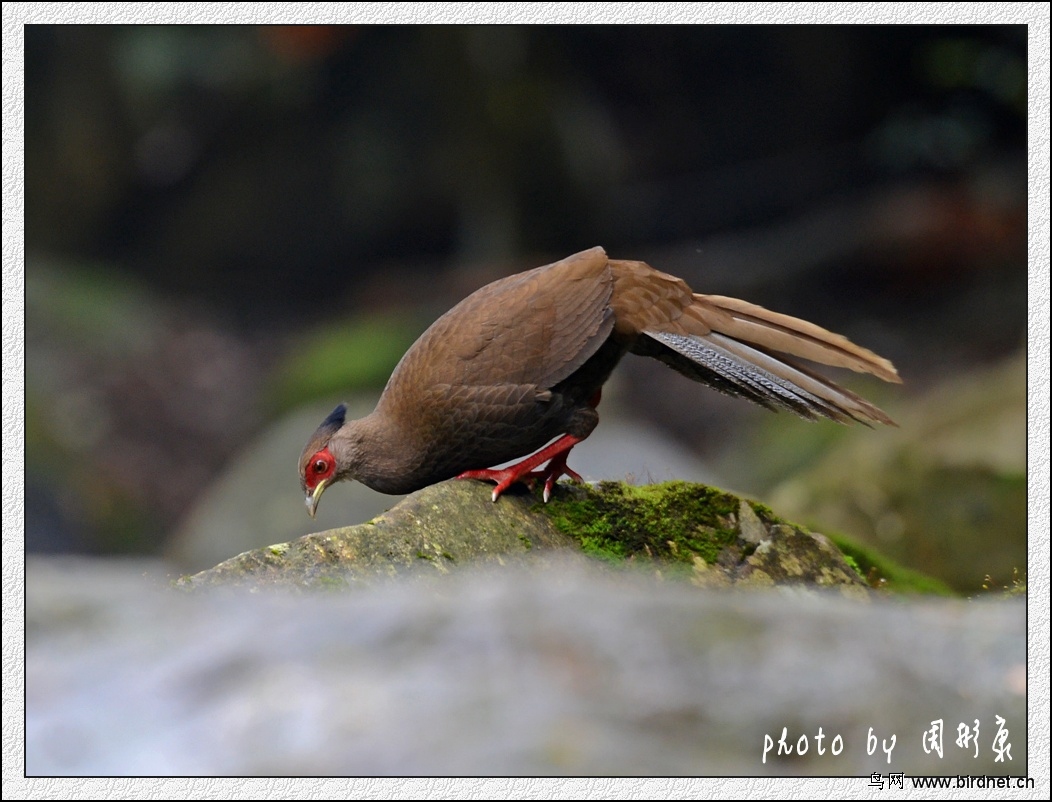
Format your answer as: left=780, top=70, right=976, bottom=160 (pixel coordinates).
left=25, top=556, right=1026, bottom=776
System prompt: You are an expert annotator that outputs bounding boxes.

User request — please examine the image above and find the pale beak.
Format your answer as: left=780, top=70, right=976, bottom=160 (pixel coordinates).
left=305, top=479, right=329, bottom=519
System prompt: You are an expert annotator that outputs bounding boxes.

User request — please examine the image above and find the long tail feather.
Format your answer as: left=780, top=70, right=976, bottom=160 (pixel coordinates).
left=687, top=295, right=902, bottom=384
left=642, top=330, right=893, bottom=425
left=635, top=294, right=899, bottom=425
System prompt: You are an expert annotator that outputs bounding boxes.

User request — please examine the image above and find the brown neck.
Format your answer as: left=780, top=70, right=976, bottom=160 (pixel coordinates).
left=330, top=411, right=427, bottom=495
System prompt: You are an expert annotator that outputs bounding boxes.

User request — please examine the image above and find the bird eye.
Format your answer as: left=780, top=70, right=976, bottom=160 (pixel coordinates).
left=304, top=447, right=336, bottom=489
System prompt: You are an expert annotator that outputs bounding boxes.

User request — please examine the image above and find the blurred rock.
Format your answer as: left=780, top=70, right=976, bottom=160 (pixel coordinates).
left=25, top=258, right=268, bottom=554
left=25, top=556, right=1026, bottom=776
left=765, top=350, right=1026, bottom=593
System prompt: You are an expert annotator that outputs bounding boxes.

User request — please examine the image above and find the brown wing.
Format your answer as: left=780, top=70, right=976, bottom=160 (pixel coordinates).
left=381, top=246, right=617, bottom=409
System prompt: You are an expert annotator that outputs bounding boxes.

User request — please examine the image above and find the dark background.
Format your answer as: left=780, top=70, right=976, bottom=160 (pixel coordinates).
left=23, top=25, right=1028, bottom=589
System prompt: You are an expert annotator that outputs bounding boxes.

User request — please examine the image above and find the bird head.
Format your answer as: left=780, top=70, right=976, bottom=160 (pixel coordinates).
left=299, top=402, right=347, bottom=518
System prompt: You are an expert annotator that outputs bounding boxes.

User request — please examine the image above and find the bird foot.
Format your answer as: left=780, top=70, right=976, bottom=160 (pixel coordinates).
left=456, top=434, right=584, bottom=502
left=530, top=451, right=583, bottom=502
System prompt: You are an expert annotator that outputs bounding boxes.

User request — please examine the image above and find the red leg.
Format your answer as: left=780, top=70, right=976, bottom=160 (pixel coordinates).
left=457, top=391, right=602, bottom=502
left=457, top=433, right=585, bottom=502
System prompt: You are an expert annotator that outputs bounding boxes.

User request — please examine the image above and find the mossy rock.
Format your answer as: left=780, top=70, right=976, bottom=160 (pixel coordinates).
left=537, top=481, right=946, bottom=595
left=180, top=479, right=947, bottom=595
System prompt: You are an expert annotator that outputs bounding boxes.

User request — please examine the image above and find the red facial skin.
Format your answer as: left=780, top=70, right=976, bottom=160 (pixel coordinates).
left=304, top=446, right=336, bottom=492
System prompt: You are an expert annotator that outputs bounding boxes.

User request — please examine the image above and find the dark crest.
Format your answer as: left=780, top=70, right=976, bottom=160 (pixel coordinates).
left=299, top=403, right=348, bottom=472
left=321, top=403, right=347, bottom=430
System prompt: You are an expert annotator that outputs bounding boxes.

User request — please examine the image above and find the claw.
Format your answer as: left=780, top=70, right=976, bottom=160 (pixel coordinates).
left=456, top=433, right=585, bottom=501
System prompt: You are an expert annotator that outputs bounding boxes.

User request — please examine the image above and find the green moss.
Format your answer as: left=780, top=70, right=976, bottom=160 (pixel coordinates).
left=416, top=546, right=455, bottom=563
left=539, top=480, right=744, bottom=568
left=313, top=574, right=350, bottom=591
left=840, top=553, right=863, bottom=578
left=745, top=499, right=781, bottom=522
left=537, top=480, right=950, bottom=596
left=579, top=534, right=628, bottom=563
left=981, top=568, right=1027, bottom=598
left=826, top=530, right=956, bottom=596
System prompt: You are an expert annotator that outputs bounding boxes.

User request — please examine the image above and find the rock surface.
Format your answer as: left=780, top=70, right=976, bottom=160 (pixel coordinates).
left=179, top=479, right=580, bottom=590
left=179, top=479, right=878, bottom=595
